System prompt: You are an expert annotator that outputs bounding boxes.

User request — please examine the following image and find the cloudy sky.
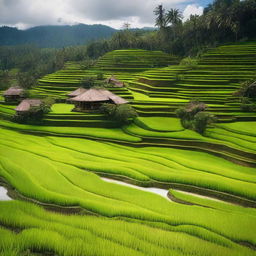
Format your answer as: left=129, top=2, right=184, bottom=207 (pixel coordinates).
left=0, top=0, right=211, bottom=30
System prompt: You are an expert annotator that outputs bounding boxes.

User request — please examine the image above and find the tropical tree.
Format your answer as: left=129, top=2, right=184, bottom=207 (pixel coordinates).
left=100, top=103, right=137, bottom=125
left=166, top=8, right=183, bottom=40
left=165, top=8, right=183, bottom=26
left=154, top=5, right=167, bottom=29
left=176, top=100, right=216, bottom=134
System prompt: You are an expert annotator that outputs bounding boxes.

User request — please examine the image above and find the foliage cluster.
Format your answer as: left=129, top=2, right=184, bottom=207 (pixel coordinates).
left=100, top=103, right=138, bottom=124
left=80, top=77, right=97, bottom=88
left=234, top=79, right=256, bottom=112
left=179, top=57, right=198, bottom=68
left=80, top=59, right=97, bottom=69
left=176, top=100, right=216, bottom=134
left=80, top=76, right=106, bottom=89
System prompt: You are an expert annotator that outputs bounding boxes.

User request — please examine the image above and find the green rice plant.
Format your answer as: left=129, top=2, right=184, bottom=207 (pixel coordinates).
left=0, top=127, right=256, bottom=247
left=170, top=189, right=256, bottom=216
left=134, top=117, right=183, bottom=132
left=0, top=119, right=141, bottom=142
left=216, top=122, right=256, bottom=137
left=0, top=200, right=255, bottom=256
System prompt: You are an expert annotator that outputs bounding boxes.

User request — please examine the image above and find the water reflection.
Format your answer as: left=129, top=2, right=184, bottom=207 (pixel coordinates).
left=0, top=186, right=12, bottom=201
left=101, top=177, right=169, bottom=200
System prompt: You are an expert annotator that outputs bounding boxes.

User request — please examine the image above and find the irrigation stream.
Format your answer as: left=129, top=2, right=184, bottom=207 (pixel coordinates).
left=101, top=177, right=170, bottom=200
left=0, top=186, right=12, bottom=201
left=101, top=177, right=234, bottom=205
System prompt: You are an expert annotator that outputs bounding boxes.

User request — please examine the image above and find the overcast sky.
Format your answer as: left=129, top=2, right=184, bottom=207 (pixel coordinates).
left=0, top=0, right=211, bottom=30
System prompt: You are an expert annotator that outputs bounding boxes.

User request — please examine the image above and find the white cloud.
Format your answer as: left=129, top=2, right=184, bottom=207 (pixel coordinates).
left=0, top=0, right=202, bottom=29
left=182, top=4, right=204, bottom=21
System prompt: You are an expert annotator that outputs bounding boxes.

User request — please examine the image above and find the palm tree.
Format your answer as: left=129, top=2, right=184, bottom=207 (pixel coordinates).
left=165, top=8, right=182, bottom=26
left=165, top=8, right=183, bottom=39
left=154, top=5, right=167, bottom=29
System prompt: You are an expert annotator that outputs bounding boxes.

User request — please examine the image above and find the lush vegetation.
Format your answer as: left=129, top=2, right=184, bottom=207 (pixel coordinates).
left=0, top=1, right=256, bottom=255
left=0, top=45, right=86, bottom=91
left=152, top=0, right=256, bottom=55
left=100, top=103, right=138, bottom=124
left=0, top=200, right=254, bottom=256
left=176, top=100, right=216, bottom=134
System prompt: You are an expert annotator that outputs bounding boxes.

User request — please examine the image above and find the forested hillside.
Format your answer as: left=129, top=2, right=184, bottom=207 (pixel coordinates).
left=0, top=24, right=116, bottom=48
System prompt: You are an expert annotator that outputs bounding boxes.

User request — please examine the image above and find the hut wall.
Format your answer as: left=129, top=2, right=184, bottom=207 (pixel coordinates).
left=4, top=95, right=22, bottom=102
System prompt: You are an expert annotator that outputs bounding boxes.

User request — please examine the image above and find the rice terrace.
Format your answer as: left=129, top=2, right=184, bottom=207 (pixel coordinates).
left=0, top=0, right=256, bottom=255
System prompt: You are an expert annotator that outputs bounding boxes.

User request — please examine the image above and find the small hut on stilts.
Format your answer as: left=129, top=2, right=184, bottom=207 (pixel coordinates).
left=68, top=88, right=128, bottom=112
left=3, top=87, right=25, bottom=102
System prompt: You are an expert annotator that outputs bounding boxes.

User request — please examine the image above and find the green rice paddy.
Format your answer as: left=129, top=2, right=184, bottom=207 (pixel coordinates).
left=0, top=43, right=256, bottom=255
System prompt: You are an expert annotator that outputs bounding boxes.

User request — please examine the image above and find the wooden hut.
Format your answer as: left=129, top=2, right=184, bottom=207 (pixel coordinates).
left=3, top=87, right=25, bottom=102
left=15, top=99, right=42, bottom=115
left=106, top=75, right=124, bottom=87
left=69, top=89, right=128, bottom=111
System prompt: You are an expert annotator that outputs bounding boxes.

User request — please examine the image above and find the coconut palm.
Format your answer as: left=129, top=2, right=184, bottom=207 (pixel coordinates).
left=165, top=8, right=182, bottom=26
left=154, top=5, right=167, bottom=29
left=165, top=8, right=183, bottom=40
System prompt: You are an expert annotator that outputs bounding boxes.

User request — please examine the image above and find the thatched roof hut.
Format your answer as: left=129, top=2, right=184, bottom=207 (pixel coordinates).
left=106, top=75, right=124, bottom=87
left=67, top=87, right=87, bottom=97
left=70, top=88, right=128, bottom=111
left=3, top=87, right=25, bottom=102
left=71, top=89, right=128, bottom=104
left=3, top=87, right=24, bottom=96
left=15, top=99, right=42, bottom=113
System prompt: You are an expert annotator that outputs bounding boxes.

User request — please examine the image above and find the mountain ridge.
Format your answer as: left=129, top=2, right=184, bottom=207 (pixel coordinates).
left=0, top=24, right=117, bottom=48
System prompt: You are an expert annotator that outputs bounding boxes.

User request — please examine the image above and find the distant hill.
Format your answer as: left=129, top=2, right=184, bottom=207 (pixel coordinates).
left=0, top=24, right=117, bottom=48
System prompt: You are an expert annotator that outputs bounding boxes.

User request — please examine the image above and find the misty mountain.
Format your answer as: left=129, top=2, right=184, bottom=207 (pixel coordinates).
left=0, top=24, right=117, bottom=48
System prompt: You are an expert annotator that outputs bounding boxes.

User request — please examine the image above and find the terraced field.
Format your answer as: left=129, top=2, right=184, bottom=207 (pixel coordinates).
left=31, top=49, right=177, bottom=102
left=129, top=42, right=256, bottom=122
left=31, top=62, right=132, bottom=101
left=0, top=43, right=256, bottom=256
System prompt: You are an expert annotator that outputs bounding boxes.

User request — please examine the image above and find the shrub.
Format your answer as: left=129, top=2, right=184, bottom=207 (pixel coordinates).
left=240, top=97, right=256, bottom=112
left=234, top=79, right=256, bottom=98
left=80, top=59, right=96, bottom=70
left=13, top=108, right=44, bottom=123
left=176, top=100, right=216, bottom=134
left=193, top=112, right=216, bottom=134
left=100, top=103, right=117, bottom=116
left=100, top=103, right=137, bottom=125
left=176, top=100, right=206, bottom=121
left=179, top=57, right=198, bottom=69
left=80, top=77, right=96, bottom=88
left=13, top=113, right=29, bottom=123
left=41, top=97, right=55, bottom=114
left=234, top=80, right=256, bottom=112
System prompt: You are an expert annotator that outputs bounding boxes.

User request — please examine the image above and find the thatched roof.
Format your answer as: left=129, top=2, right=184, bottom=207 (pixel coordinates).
left=70, top=89, right=128, bottom=104
left=108, top=94, right=128, bottom=104
left=15, top=99, right=42, bottom=112
left=67, top=87, right=87, bottom=97
left=106, top=75, right=124, bottom=87
left=3, top=87, right=24, bottom=96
